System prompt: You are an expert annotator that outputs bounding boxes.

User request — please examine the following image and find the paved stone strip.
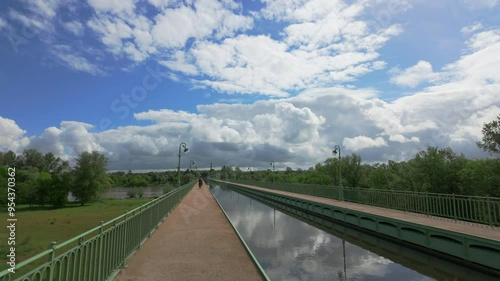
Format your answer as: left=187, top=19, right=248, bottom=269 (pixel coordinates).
left=223, top=181, right=500, bottom=241
left=114, top=183, right=265, bottom=281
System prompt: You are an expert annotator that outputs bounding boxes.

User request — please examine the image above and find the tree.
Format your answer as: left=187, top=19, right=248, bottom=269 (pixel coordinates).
left=16, top=169, right=38, bottom=207
left=0, top=167, right=7, bottom=207
left=42, top=152, right=69, bottom=173
left=18, top=149, right=44, bottom=170
left=49, top=172, right=72, bottom=208
left=342, top=153, right=362, bottom=187
left=1, top=150, right=17, bottom=166
left=126, top=176, right=149, bottom=187
left=72, top=151, right=110, bottom=206
left=477, top=114, right=500, bottom=155
left=36, top=172, right=52, bottom=206
left=412, top=147, right=465, bottom=193
left=459, top=159, right=500, bottom=197
left=361, top=163, right=390, bottom=189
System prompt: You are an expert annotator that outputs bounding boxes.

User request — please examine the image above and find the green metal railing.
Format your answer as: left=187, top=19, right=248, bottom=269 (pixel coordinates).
left=231, top=180, right=337, bottom=199
left=0, top=181, right=196, bottom=281
left=230, top=180, right=500, bottom=226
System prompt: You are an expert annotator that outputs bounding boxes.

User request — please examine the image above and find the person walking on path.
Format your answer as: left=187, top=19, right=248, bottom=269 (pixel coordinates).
left=198, top=177, right=203, bottom=188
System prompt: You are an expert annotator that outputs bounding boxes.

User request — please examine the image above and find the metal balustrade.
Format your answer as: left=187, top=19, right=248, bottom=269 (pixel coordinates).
left=230, top=180, right=500, bottom=226
left=0, top=181, right=196, bottom=281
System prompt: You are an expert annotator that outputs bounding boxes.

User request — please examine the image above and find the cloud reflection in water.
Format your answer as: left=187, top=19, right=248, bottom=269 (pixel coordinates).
left=211, top=185, right=438, bottom=281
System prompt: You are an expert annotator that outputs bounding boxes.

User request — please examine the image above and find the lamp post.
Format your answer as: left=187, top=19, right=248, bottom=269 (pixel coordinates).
left=270, top=161, right=275, bottom=183
left=177, top=142, right=189, bottom=187
left=332, top=145, right=342, bottom=200
left=190, top=160, right=196, bottom=180
left=342, top=239, right=347, bottom=280
left=336, top=238, right=347, bottom=281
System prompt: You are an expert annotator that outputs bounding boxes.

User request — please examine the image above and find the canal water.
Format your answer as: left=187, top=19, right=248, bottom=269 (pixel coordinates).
left=68, top=186, right=165, bottom=201
left=210, top=184, right=498, bottom=281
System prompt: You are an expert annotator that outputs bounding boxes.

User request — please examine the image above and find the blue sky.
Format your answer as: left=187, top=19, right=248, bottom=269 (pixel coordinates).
left=0, top=0, right=499, bottom=170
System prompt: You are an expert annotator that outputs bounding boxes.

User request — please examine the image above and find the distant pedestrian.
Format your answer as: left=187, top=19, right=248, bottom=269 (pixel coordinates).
left=198, top=177, right=203, bottom=188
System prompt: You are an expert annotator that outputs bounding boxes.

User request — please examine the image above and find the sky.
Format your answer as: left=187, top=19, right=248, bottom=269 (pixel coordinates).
left=0, top=0, right=499, bottom=171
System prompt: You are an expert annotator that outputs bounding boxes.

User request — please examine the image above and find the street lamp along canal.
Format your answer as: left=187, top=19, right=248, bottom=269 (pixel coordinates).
left=177, top=142, right=189, bottom=187
left=190, top=160, right=197, bottom=180
left=270, top=161, right=275, bottom=183
left=332, top=145, right=342, bottom=200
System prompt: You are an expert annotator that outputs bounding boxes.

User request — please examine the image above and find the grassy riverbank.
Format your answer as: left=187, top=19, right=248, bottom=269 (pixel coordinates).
left=0, top=198, right=151, bottom=272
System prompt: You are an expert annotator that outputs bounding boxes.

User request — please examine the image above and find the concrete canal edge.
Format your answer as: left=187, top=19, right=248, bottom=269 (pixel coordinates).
left=209, top=185, right=272, bottom=281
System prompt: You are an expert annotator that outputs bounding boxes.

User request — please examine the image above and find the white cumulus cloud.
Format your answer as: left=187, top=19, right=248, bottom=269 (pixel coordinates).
left=343, top=136, right=388, bottom=151
left=390, top=60, right=437, bottom=88
left=0, top=117, right=29, bottom=153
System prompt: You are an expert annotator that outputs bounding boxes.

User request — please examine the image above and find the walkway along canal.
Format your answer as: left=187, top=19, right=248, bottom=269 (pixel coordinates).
left=210, top=182, right=500, bottom=281
left=113, top=181, right=265, bottom=281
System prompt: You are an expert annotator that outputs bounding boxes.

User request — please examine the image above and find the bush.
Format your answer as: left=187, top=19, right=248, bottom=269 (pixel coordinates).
left=127, top=189, right=137, bottom=198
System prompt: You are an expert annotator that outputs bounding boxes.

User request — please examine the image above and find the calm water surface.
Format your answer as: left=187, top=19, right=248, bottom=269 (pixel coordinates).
left=210, top=184, right=498, bottom=281
left=68, top=186, right=164, bottom=201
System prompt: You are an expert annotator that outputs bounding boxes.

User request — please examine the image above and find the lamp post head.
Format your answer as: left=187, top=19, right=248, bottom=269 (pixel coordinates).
left=333, top=145, right=340, bottom=156
left=179, top=142, right=189, bottom=154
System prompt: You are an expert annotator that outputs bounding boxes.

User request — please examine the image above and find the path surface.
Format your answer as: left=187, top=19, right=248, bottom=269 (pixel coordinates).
left=220, top=181, right=500, bottom=241
left=114, top=183, right=265, bottom=281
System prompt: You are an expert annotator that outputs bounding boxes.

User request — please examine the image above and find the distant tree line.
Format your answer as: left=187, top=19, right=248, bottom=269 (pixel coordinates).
left=0, top=149, right=112, bottom=208
left=218, top=146, right=499, bottom=197
left=216, top=115, right=500, bottom=197
left=1, top=115, right=498, bottom=207
left=108, top=168, right=203, bottom=198
left=0, top=149, right=204, bottom=208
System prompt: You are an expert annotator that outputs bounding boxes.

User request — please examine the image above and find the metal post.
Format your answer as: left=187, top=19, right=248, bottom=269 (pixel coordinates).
left=452, top=193, right=457, bottom=221
left=98, top=221, right=104, bottom=280
left=487, top=196, right=492, bottom=226
left=48, top=241, right=57, bottom=281
left=343, top=239, right=347, bottom=280
left=270, top=162, right=275, bottom=183
left=333, top=145, right=342, bottom=201
left=122, top=210, right=128, bottom=268
left=425, top=192, right=429, bottom=216
left=177, top=142, right=188, bottom=187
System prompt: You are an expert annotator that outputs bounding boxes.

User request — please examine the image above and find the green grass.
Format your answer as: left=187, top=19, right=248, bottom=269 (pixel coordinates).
left=0, top=198, right=151, bottom=272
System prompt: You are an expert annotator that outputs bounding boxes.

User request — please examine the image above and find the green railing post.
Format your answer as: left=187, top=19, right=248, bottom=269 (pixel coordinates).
left=487, top=196, right=492, bottom=226
left=405, top=193, right=409, bottom=212
left=48, top=241, right=57, bottom=281
left=452, top=193, right=457, bottom=221
left=77, top=237, right=84, bottom=280
left=138, top=207, right=143, bottom=248
left=425, top=192, right=429, bottom=216
left=122, top=210, right=128, bottom=268
left=98, top=221, right=104, bottom=281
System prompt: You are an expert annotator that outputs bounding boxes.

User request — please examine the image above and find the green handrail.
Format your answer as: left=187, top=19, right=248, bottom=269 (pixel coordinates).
left=229, top=180, right=500, bottom=226
left=0, top=181, right=196, bottom=281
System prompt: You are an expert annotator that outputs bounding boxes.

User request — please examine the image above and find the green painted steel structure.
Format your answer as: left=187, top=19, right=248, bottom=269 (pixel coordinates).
left=0, top=181, right=195, bottom=281
left=231, top=180, right=500, bottom=226
left=217, top=181, right=500, bottom=273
